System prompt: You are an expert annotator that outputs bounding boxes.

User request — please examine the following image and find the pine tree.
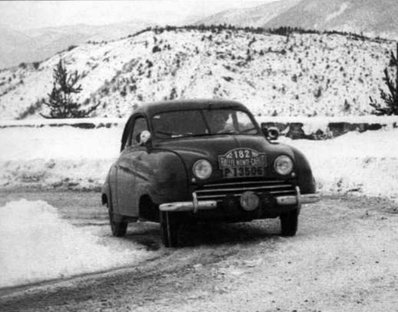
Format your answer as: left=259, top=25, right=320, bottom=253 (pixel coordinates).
left=369, top=43, right=398, bottom=116
left=40, top=60, right=98, bottom=118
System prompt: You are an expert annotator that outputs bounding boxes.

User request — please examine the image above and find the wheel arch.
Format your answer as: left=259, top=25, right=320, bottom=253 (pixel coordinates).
left=101, top=176, right=112, bottom=207
left=101, top=193, right=108, bottom=206
left=139, top=194, right=159, bottom=222
left=291, top=146, right=316, bottom=194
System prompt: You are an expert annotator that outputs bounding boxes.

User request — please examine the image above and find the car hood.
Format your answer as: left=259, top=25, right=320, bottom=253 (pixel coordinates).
left=154, top=135, right=295, bottom=180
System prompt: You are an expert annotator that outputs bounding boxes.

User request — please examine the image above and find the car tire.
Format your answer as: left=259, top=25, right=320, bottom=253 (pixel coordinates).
left=160, top=211, right=180, bottom=247
left=108, top=203, right=128, bottom=237
left=280, top=209, right=298, bottom=237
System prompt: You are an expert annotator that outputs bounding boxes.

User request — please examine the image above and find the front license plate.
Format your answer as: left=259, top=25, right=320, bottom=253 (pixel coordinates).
left=222, top=166, right=265, bottom=178
left=219, top=148, right=267, bottom=178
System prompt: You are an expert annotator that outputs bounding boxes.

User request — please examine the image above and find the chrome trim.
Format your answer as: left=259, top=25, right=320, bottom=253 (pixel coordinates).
left=159, top=186, right=320, bottom=213
left=159, top=200, right=217, bottom=212
left=296, top=186, right=302, bottom=210
left=196, top=184, right=292, bottom=194
left=195, top=189, right=296, bottom=200
left=275, top=192, right=321, bottom=206
left=193, top=192, right=199, bottom=213
left=202, top=180, right=286, bottom=188
left=195, top=180, right=296, bottom=201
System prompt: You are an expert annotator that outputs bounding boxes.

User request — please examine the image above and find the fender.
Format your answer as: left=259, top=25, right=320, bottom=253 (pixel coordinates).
left=101, top=168, right=112, bottom=206
left=291, top=147, right=316, bottom=194
left=137, top=148, right=190, bottom=205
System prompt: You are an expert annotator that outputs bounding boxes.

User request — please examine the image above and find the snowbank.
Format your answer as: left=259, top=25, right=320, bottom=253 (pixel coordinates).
left=0, top=199, right=153, bottom=288
left=258, top=116, right=398, bottom=139
left=0, top=117, right=123, bottom=129
left=282, top=129, right=398, bottom=200
left=0, top=126, right=123, bottom=189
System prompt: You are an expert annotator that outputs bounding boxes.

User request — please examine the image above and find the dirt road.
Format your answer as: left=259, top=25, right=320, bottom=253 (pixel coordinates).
left=0, top=191, right=397, bottom=312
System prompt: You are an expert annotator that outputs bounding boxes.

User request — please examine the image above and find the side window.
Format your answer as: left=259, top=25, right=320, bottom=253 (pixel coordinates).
left=128, top=117, right=148, bottom=147
left=235, top=111, right=257, bottom=134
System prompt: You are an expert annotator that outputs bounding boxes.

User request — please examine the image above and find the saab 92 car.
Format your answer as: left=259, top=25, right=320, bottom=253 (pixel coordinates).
left=102, top=99, right=320, bottom=247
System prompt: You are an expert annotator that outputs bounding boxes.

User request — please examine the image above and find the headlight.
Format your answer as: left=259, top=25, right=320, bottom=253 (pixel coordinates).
left=274, top=155, right=293, bottom=175
left=193, top=159, right=212, bottom=180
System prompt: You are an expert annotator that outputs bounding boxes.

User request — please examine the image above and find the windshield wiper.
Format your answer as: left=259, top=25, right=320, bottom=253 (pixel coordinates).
left=176, top=133, right=211, bottom=138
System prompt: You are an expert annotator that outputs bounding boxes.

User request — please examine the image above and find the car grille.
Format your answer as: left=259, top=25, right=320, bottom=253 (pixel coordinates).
left=194, top=179, right=296, bottom=201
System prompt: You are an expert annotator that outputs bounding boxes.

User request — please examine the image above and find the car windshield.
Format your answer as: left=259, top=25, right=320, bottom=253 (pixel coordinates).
left=152, top=109, right=259, bottom=139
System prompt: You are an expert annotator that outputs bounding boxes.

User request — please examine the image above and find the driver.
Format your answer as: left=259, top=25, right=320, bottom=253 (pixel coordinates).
left=208, top=111, right=234, bottom=133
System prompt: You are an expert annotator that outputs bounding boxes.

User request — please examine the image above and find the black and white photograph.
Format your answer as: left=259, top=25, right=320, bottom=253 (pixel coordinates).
left=0, top=0, right=397, bottom=311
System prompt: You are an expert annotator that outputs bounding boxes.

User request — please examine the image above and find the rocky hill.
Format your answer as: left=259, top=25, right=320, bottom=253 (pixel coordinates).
left=0, top=26, right=395, bottom=119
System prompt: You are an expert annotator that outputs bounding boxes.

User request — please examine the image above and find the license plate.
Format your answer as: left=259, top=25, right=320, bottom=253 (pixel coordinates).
left=222, top=166, right=265, bottom=178
left=218, top=148, right=267, bottom=178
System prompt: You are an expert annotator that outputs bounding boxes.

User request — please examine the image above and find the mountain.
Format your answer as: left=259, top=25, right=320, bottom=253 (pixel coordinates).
left=0, top=24, right=40, bottom=69
left=197, top=0, right=398, bottom=40
left=195, top=0, right=301, bottom=27
left=0, top=26, right=394, bottom=120
left=265, top=0, right=398, bottom=38
left=0, top=20, right=153, bottom=69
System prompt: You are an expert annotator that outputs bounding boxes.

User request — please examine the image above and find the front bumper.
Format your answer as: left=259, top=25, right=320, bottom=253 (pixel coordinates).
left=159, top=186, right=320, bottom=212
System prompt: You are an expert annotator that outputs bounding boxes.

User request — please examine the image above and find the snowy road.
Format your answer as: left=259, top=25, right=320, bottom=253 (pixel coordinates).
left=1, top=191, right=397, bottom=312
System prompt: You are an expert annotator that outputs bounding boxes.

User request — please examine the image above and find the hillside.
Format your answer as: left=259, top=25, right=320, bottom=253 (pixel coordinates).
left=0, top=20, right=152, bottom=69
left=0, top=26, right=395, bottom=120
left=198, top=0, right=398, bottom=40
left=196, top=0, right=301, bottom=28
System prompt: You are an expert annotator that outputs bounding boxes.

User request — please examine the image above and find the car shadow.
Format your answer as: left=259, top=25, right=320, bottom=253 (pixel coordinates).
left=124, top=219, right=281, bottom=249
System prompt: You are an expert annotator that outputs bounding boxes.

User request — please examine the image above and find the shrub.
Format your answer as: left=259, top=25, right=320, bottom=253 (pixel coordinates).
left=41, top=60, right=99, bottom=118
left=370, top=43, right=398, bottom=115
left=17, top=99, right=44, bottom=119
left=67, top=45, right=77, bottom=51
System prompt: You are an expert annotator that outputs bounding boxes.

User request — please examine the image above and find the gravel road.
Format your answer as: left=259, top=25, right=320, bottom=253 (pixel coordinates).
left=0, top=191, right=397, bottom=312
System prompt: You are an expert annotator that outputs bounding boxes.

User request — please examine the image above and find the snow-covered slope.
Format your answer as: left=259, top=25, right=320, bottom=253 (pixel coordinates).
left=266, top=0, right=398, bottom=39
left=199, top=0, right=398, bottom=40
left=0, top=27, right=395, bottom=120
left=267, top=0, right=398, bottom=38
left=195, top=0, right=301, bottom=28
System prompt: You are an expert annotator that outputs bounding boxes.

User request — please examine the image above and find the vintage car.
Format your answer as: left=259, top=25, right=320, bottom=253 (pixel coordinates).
left=102, top=99, right=320, bottom=247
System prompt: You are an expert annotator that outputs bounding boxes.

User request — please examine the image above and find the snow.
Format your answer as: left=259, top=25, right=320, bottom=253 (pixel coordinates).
left=0, top=199, right=154, bottom=288
left=0, top=123, right=123, bottom=189
left=281, top=129, right=398, bottom=200
left=0, top=126, right=121, bottom=161
left=325, top=3, right=349, bottom=23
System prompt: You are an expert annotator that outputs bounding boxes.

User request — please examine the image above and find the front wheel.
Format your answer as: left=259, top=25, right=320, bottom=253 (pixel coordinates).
left=160, top=211, right=180, bottom=247
left=280, top=209, right=298, bottom=237
left=108, top=204, right=128, bottom=237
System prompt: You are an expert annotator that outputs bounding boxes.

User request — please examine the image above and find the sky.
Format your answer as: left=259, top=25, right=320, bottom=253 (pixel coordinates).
left=0, top=0, right=271, bottom=31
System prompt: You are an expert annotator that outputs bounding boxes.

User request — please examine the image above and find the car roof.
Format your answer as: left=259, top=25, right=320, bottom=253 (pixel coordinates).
left=132, top=99, right=249, bottom=116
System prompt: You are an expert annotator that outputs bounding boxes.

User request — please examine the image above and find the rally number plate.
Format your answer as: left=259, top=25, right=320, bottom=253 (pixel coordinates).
left=218, top=148, right=267, bottom=178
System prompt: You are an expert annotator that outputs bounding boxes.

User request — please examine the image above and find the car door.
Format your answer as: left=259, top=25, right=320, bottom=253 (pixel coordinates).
left=116, top=115, right=149, bottom=216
